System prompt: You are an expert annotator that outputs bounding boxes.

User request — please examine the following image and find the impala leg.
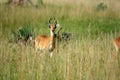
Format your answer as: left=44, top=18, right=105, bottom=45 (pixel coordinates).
left=50, top=52, right=53, bottom=58
left=35, top=46, right=42, bottom=56
left=112, top=42, right=119, bottom=62
left=114, top=43, right=119, bottom=57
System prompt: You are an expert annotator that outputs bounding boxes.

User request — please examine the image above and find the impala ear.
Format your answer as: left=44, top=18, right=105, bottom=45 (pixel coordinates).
left=56, top=23, right=60, bottom=27
left=48, top=18, right=52, bottom=28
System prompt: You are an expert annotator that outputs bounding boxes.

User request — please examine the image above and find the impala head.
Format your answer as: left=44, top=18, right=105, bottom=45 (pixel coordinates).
left=48, top=18, right=59, bottom=33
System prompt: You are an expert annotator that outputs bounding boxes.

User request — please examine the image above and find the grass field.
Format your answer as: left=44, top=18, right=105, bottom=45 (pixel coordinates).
left=0, top=0, right=120, bottom=80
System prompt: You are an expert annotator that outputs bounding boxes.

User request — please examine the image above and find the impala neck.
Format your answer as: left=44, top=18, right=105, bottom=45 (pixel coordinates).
left=48, top=30, right=56, bottom=51
left=50, top=30, right=55, bottom=43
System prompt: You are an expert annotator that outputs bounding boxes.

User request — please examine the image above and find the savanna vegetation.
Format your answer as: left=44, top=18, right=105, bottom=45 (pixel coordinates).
left=0, top=0, right=120, bottom=80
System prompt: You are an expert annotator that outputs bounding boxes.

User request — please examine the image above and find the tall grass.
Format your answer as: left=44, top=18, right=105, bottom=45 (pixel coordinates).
left=0, top=31, right=120, bottom=80
left=0, top=0, right=120, bottom=80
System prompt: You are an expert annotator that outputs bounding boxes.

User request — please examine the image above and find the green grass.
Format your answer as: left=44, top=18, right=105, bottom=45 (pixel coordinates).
left=0, top=0, right=120, bottom=80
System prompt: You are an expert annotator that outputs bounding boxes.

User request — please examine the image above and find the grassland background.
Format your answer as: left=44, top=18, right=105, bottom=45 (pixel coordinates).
left=0, top=0, right=120, bottom=80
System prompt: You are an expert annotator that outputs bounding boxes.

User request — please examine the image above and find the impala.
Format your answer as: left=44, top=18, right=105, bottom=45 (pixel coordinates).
left=112, top=36, right=120, bottom=60
left=35, top=18, right=59, bottom=57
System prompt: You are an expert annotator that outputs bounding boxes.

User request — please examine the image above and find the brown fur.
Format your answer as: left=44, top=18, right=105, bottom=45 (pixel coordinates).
left=113, top=37, right=120, bottom=53
left=35, top=23, right=57, bottom=57
left=35, top=35, right=49, bottom=50
left=112, top=36, right=120, bottom=61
